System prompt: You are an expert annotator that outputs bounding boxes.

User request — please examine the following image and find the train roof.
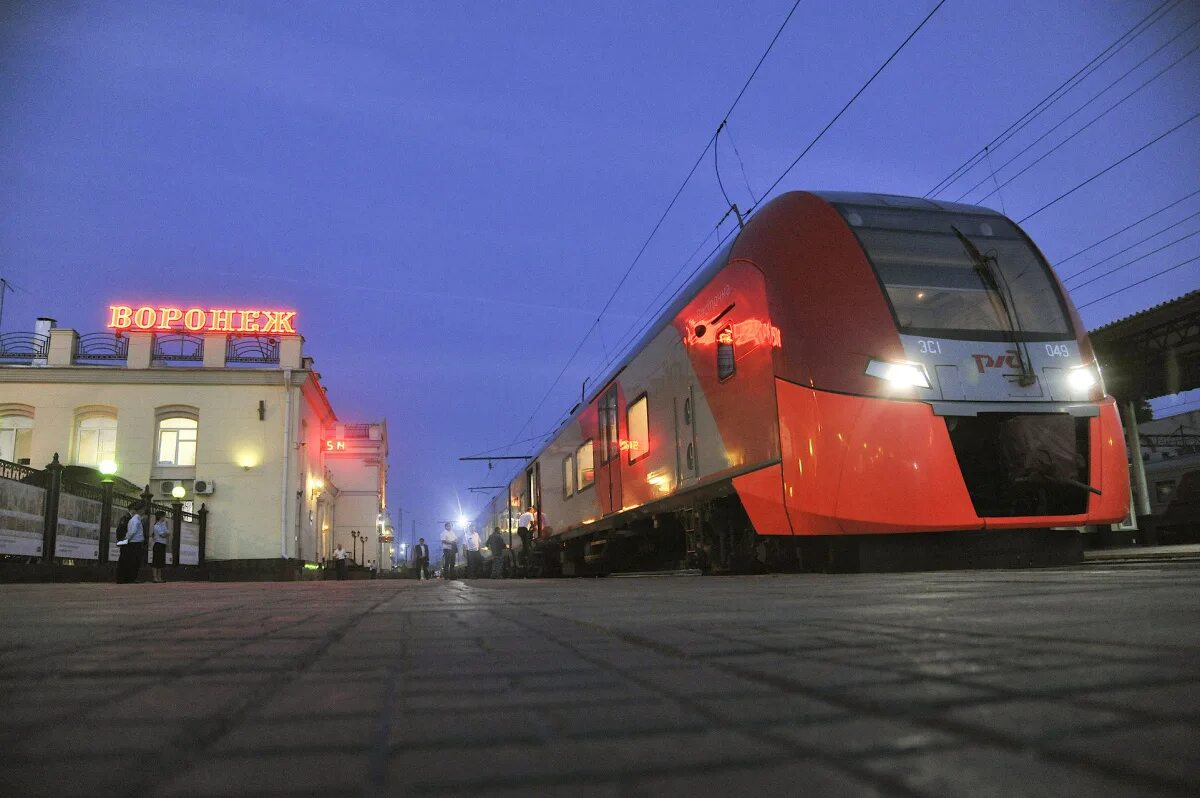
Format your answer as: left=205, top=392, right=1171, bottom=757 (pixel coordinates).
left=809, top=190, right=1003, bottom=216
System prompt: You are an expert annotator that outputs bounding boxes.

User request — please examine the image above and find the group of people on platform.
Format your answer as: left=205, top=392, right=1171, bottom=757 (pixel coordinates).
left=114, top=506, right=171, bottom=584
left=408, top=506, right=542, bottom=580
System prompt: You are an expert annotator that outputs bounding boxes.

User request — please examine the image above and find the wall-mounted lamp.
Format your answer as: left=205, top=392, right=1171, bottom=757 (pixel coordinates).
left=237, top=452, right=258, bottom=471
left=311, top=477, right=324, bottom=501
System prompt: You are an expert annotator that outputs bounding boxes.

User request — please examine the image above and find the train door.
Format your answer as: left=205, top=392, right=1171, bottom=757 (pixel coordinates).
left=676, top=384, right=700, bottom=486
left=597, top=384, right=624, bottom=515
left=526, top=461, right=542, bottom=534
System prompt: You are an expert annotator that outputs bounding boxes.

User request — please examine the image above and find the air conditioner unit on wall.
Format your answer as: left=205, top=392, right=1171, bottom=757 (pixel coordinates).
left=161, top=481, right=176, bottom=494
left=194, top=479, right=216, bottom=495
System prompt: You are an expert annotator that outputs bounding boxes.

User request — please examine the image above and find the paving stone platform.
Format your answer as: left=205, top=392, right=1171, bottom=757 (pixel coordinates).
left=2, top=563, right=1199, bottom=796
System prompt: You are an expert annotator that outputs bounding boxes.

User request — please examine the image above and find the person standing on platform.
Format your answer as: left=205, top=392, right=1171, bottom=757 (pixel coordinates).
left=516, top=506, right=534, bottom=573
left=113, top=511, right=132, bottom=583
left=117, top=506, right=146, bottom=584
left=463, top=526, right=482, bottom=578
left=150, top=510, right=170, bottom=583
left=332, top=543, right=349, bottom=580
left=487, top=527, right=506, bottom=578
left=414, top=537, right=430, bottom=580
left=440, top=522, right=458, bottom=579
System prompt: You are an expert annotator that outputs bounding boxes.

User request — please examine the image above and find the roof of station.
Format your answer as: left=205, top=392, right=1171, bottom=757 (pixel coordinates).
left=1089, top=290, right=1200, bottom=401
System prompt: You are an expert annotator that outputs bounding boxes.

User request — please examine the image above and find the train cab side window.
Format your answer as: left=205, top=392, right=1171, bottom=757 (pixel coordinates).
left=717, top=325, right=735, bottom=381
left=563, top=455, right=575, bottom=498
left=626, top=395, right=649, bottom=464
left=576, top=440, right=595, bottom=490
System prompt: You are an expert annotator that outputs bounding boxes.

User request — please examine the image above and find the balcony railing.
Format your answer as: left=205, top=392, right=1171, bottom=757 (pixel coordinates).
left=75, top=332, right=129, bottom=362
left=0, top=332, right=49, bottom=363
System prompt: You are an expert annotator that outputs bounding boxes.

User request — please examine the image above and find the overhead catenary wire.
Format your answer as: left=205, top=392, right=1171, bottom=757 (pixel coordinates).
left=1053, top=187, right=1200, bottom=266
left=499, top=0, right=804, bottom=448
left=1017, top=110, right=1200, bottom=224
left=753, top=0, right=947, bottom=209
left=1077, top=252, right=1200, bottom=309
left=924, top=0, right=1179, bottom=199
left=963, top=32, right=1200, bottom=205
left=1063, top=208, right=1200, bottom=283
left=1069, top=227, right=1200, bottom=292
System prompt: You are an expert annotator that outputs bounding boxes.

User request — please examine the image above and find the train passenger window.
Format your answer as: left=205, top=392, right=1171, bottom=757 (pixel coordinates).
left=626, top=395, right=649, bottom=464
left=717, top=325, right=735, bottom=381
left=563, top=455, right=574, bottom=498
left=576, top=440, right=595, bottom=490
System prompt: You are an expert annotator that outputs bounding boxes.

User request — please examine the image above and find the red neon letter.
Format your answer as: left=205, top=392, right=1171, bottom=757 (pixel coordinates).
left=210, top=309, right=234, bottom=332
left=158, top=307, right=183, bottom=330
left=237, top=310, right=261, bottom=333
left=132, top=306, right=155, bottom=330
left=107, top=305, right=133, bottom=331
left=183, top=308, right=205, bottom=332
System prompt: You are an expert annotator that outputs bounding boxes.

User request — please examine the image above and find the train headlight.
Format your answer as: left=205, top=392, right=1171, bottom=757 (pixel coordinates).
left=865, top=359, right=930, bottom=390
left=1068, top=365, right=1097, bottom=393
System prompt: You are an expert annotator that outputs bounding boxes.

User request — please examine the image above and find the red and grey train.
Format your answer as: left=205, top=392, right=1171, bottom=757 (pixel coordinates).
left=475, top=191, right=1130, bottom=572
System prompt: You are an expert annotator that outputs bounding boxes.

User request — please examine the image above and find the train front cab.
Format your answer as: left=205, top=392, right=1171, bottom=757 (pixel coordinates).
left=737, top=192, right=1129, bottom=570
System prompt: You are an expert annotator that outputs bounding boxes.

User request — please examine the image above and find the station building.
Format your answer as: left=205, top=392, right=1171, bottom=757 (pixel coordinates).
left=0, top=307, right=389, bottom=573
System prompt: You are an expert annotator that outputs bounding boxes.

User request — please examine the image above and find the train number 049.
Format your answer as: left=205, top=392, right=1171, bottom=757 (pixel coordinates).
left=1044, top=344, right=1070, bottom=357
left=917, top=339, right=942, bottom=354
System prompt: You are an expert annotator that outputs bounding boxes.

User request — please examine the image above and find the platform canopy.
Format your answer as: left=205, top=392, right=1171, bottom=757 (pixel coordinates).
left=1089, top=290, right=1200, bottom=403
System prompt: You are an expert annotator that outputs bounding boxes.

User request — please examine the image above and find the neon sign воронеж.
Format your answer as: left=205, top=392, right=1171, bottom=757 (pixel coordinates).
left=106, top=305, right=298, bottom=335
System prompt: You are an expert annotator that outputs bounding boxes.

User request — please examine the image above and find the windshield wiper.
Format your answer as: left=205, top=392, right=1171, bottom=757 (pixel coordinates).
left=951, top=226, right=1037, bottom=387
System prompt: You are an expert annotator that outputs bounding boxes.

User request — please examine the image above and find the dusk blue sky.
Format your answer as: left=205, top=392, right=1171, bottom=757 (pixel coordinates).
left=2, top=1, right=1197, bottom=531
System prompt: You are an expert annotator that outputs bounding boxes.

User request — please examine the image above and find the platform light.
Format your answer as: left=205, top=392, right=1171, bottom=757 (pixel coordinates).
left=457, top=515, right=468, bottom=529
left=171, top=485, right=186, bottom=500
left=865, top=358, right=930, bottom=390
left=98, top=460, right=118, bottom=482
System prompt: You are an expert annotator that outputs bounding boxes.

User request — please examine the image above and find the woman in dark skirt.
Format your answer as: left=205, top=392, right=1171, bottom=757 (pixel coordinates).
left=150, top=510, right=169, bottom=583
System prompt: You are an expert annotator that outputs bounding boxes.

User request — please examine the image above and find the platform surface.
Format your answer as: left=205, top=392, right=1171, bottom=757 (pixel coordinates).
left=2, top=563, right=1198, bottom=796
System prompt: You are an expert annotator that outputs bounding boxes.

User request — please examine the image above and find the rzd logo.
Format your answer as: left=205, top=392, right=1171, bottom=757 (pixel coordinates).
left=972, top=350, right=1020, bottom=373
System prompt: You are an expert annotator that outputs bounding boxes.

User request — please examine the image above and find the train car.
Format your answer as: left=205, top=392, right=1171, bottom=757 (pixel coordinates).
left=478, top=191, right=1130, bottom=573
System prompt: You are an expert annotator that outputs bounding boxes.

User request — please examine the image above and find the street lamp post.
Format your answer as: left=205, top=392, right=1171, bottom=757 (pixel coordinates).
left=349, top=529, right=359, bottom=566
left=97, top=460, right=117, bottom=565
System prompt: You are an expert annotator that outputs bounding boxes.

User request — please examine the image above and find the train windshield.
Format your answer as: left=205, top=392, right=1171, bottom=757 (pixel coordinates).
left=835, top=203, right=1072, bottom=340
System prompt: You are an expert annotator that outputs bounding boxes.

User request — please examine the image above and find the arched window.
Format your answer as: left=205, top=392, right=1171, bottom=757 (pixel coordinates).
left=157, top=417, right=198, bottom=466
left=75, top=413, right=117, bottom=467
left=0, top=405, right=34, bottom=463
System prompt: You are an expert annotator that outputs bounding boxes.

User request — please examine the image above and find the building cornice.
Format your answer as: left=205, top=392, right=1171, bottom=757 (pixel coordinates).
left=0, top=366, right=310, bottom=387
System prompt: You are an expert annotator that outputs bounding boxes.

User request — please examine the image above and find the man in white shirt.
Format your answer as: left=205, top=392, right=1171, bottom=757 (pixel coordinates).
left=463, top=526, right=482, bottom=578
left=117, top=507, right=147, bottom=584
left=332, top=542, right=349, bottom=580
left=440, top=523, right=458, bottom=580
left=516, top=507, right=534, bottom=573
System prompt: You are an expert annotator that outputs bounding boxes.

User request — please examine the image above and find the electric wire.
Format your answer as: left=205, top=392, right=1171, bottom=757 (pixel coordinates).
left=1077, top=252, right=1200, bottom=309
left=1017, top=110, right=1200, bottom=224
left=924, top=0, right=1179, bottom=198
left=726, top=120, right=759, bottom=204
left=753, top=0, right=947, bottom=209
left=1054, top=187, right=1200, bottom=266
left=501, top=0, right=805, bottom=446
left=962, top=30, right=1200, bottom=204
left=1063, top=208, right=1200, bottom=283
left=1069, top=227, right=1200, bottom=292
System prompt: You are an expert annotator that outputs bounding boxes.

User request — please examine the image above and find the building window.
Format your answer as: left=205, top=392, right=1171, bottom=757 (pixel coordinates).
left=576, top=440, right=595, bottom=490
left=717, top=325, right=735, bottom=381
left=626, top=395, right=649, bottom=464
left=563, top=455, right=575, bottom=498
left=75, top=415, right=117, bottom=467
left=157, top=417, right=198, bottom=466
left=0, top=414, right=33, bottom=463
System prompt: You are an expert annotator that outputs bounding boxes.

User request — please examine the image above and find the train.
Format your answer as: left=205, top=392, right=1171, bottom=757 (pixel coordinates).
left=474, top=191, right=1130, bottom=573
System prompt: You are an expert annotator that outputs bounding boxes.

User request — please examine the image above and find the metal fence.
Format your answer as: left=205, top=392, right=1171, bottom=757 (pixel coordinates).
left=0, top=455, right=207, bottom=566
